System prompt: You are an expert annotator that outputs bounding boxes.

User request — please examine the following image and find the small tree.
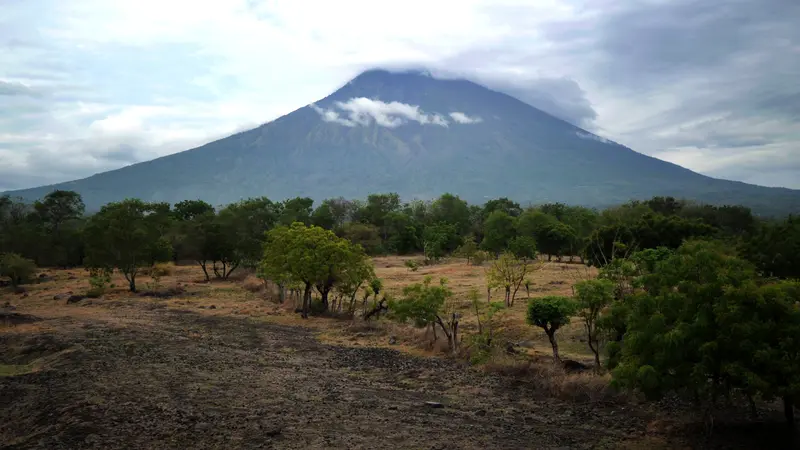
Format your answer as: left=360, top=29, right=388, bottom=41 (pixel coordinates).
left=454, top=236, right=478, bottom=264
left=574, top=279, right=615, bottom=370
left=389, top=277, right=460, bottom=354
left=0, top=253, right=37, bottom=287
left=482, top=210, right=517, bottom=255
left=526, top=296, right=577, bottom=362
left=486, top=252, right=537, bottom=306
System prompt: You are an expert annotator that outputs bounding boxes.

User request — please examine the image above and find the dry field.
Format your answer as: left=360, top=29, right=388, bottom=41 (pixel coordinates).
left=0, top=257, right=791, bottom=449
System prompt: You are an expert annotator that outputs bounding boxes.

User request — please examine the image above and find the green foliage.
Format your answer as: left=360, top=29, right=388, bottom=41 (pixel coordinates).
left=574, top=279, right=615, bottom=368
left=453, top=235, right=478, bottom=263
left=429, top=193, right=471, bottom=235
left=390, top=276, right=451, bottom=328
left=261, top=223, right=373, bottom=317
left=404, top=259, right=420, bottom=271
left=469, top=287, right=506, bottom=364
left=339, top=222, right=383, bottom=255
left=87, top=267, right=112, bottom=297
left=482, top=210, right=517, bottom=254
left=423, top=222, right=459, bottom=263
left=526, top=296, right=577, bottom=361
left=471, top=250, right=491, bottom=266
left=487, top=252, right=538, bottom=306
left=508, top=235, right=537, bottom=260
left=611, top=240, right=761, bottom=403
left=743, top=215, right=800, bottom=279
left=83, top=199, right=172, bottom=292
left=0, top=253, right=37, bottom=287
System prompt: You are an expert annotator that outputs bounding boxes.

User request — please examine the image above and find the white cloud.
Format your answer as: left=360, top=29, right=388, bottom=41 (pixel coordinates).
left=449, top=112, right=483, bottom=124
left=312, top=98, right=452, bottom=128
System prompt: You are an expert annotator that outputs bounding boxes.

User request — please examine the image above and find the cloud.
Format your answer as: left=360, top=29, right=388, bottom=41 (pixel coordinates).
left=312, top=98, right=451, bottom=128
left=449, top=112, right=483, bottom=124
left=1, top=0, right=798, bottom=190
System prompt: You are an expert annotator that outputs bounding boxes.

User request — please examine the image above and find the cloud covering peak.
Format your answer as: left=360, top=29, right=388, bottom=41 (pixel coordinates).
left=311, top=98, right=483, bottom=128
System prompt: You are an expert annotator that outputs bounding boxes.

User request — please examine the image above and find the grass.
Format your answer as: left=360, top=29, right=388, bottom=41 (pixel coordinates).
left=0, top=364, right=35, bottom=377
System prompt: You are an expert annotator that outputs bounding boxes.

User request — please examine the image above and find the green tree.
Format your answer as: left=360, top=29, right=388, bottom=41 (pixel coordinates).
left=339, top=222, right=383, bottom=255
left=215, top=197, right=281, bottom=277
left=611, top=240, right=760, bottom=409
left=743, top=215, right=800, bottom=279
left=481, top=210, right=517, bottom=255
left=422, top=223, right=460, bottom=263
left=574, top=279, right=615, bottom=369
left=483, top=197, right=522, bottom=218
left=526, top=296, right=577, bottom=362
left=261, top=223, right=372, bottom=318
left=83, top=199, right=173, bottom=292
left=279, top=197, right=313, bottom=226
left=389, top=276, right=461, bottom=353
left=429, top=193, right=471, bottom=235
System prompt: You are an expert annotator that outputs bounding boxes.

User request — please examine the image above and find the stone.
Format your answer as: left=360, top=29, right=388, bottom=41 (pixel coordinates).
left=66, top=295, right=86, bottom=304
left=424, top=401, right=444, bottom=408
left=388, top=335, right=398, bottom=345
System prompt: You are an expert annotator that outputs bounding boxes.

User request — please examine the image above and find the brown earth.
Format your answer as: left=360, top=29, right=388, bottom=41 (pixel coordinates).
left=0, top=259, right=796, bottom=449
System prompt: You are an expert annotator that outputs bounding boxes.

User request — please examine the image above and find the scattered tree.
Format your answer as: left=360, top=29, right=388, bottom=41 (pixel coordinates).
left=526, top=296, right=577, bottom=362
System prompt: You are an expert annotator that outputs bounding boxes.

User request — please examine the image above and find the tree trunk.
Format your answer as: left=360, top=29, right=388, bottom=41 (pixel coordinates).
left=589, top=339, right=600, bottom=370
left=301, top=283, right=312, bottom=319
left=486, top=287, right=491, bottom=304
left=198, top=261, right=210, bottom=281
left=547, top=254, right=552, bottom=262
left=128, top=275, right=137, bottom=292
left=546, top=329, right=559, bottom=362
left=784, top=395, right=795, bottom=428
left=505, top=286, right=511, bottom=307
left=321, top=287, right=330, bottom=311
left=278, top=283, right=286, bottom=303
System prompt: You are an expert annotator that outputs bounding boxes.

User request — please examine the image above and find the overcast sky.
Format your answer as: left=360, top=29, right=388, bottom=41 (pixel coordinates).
left=1, top=0, right=798, bottom=191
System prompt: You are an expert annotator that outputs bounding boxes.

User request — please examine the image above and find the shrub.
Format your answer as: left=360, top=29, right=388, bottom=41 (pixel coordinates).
left=150, top=262, right=173, bottom=278
left=0, top=253, right=37, bottom=287
left=471, top=250, right=491, bottom=266
left=87, top=267, right=112, bottom=298
left=404, top=259, right=420, bottom=272
left=242, top=276, right=264, bottom=293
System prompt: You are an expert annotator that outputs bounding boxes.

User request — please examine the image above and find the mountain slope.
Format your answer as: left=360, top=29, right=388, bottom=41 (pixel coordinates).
left=6, top=69, right=800, bottom=215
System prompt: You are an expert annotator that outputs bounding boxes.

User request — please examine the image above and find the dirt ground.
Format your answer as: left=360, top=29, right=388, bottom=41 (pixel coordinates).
left=1, top=259, right=796, bottom=449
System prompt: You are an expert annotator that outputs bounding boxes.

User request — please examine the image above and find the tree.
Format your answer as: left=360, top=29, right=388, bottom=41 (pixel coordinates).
left=429, top=193, right=471, bottom=235
left=30, top=190, right=85, bottom=267
left=214, top=197, right=281, bottom=278
left=574, top=279, right=615, bottom=369
left=526, top=296, right=577, bottom=362
left=423, top=223, right=460, bottom=263
left=361, top=193, right=401, bottom=240
left=389, top=276, right=461, bottom=354
left=173, top=199, right=214, bottom=222
left=339, top=222, right=383, bottom=255
left=743, top=215, right=800, bottom=279
left=261, top=223, right=372, bottom=318
left=279, top=197, right=313, bottom=226
left=454, top=235, right=478, bottom=264
left=311, top=197, right=357, bottom=231
left=0, top=253, right=37, bottom=287
left=83, top=199, right=172, bottom=292
left=486, top=252, right=538, bottom=306
left=483, top=197, right=522, bottom=218
left=611, top=240, right=760, bottom=410
left=481, top=210, right=517, bottom=255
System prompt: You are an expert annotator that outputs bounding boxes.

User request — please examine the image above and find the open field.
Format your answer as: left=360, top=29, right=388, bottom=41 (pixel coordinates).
left=1, top=258, right=794, bottom=449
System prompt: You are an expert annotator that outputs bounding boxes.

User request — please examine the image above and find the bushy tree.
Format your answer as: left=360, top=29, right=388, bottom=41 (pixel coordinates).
left=526, top=296, right=577, bottom=361
left=0, top=253, right=37, bottom=287
left=83, top=199, right=173, bottom=292
left=339, top=222, right=383, bottom=255
left=454, top=235, right=478, bottom=264
left=429, top=193, right=471, bottom=235
left=743, top=215, right=800, bottom=279
left=423, top=223, right=460, bottom=263
left=482, top=210, right=517, bottom=255
left=487, top=252, right=539, bottom=306
left=261, top=223, right=372, bottom=318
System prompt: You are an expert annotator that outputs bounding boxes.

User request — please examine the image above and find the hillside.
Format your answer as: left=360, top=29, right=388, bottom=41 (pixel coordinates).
left=5, top=69, right=800, bottom=215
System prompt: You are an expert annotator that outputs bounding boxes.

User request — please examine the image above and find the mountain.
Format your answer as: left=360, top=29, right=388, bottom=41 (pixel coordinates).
left=5, top=69, right=800, bottom=215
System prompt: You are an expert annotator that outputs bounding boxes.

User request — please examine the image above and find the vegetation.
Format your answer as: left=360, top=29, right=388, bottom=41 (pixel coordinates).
left=4, top=188, right=800, bottom=430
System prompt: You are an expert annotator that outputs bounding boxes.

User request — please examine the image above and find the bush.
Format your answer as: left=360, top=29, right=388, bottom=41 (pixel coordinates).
left=472, top=250, right=491, bottom=266
left=0, top=253, right=37, bottom=287
left=309, top=298, right=327, bottom=315
left=242, top=276, right=264, bottom=293
left=87, top=267, right=113, bottom=298
left=150, top=262, right=174, bottom=277
left=404, top=259, right=420, bottom=272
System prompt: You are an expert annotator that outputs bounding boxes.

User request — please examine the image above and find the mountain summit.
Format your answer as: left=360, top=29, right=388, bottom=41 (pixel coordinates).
left=6, top=69, right=800, bottom=214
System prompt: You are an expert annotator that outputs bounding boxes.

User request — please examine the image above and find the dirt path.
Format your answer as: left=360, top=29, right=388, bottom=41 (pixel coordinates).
left=1, top=305, right=660, bottom=450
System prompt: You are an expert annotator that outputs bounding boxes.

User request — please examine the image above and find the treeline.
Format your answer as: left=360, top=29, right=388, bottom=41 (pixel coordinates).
left=1, top=190, right=796, bottom=279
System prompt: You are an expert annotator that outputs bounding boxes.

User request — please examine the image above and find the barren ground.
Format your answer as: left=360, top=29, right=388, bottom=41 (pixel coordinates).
left=0, top=258, right=794, bottom=449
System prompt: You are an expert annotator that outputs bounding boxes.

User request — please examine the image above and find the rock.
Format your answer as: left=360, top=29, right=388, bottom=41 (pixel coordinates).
left=388, top=335, right=398, bottom=345
left=54, top=294, right=67, bottom=301
left=209, top=305, right=216, bottom=309
left=21, top=293, right=28, bottom=298
left=194, top=422, right=210, bottom=431
left=13, top=286, right=26, bottom=294
left=515, top=340, right=535, bottom=348
left=475, top=409, right=487, bottom=417
left=66, top=295, right=86, bottom=304
left=68, top=275, right=77, bottom=280
left=84, top=434, right=99, bottom=444
left=424, top=401, right=444, bottom=408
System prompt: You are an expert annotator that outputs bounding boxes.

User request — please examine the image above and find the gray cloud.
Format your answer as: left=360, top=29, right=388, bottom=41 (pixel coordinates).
left=0, top=80, right=41, bottom=97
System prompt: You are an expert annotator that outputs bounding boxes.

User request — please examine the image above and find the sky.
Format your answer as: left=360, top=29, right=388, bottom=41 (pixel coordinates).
left=1, top=0, right=799, bottom=191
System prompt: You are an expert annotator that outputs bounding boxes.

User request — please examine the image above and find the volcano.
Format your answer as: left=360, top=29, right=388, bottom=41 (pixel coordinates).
left=6, top=69, right=800, bottom=215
